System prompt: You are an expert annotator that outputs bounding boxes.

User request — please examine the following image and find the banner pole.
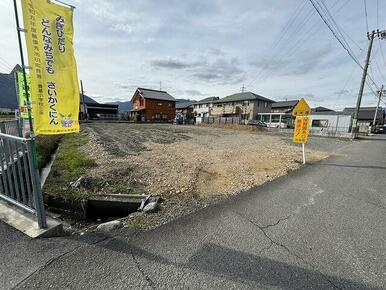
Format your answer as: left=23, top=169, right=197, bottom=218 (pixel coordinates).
left=13, top=0, right=46, bottom=228
left=13, top=0, right=34, bottom=137
left=302, top=143, right=306, bottom=165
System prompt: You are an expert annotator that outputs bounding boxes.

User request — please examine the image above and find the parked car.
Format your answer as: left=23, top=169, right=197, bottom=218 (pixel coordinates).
left=173, top=113, right=184, bottom=125
left=247, top=120, right=267, bottom=127
left=266, top=122, right=288, bottom=129
left=371, top=125, right=386, bottom=134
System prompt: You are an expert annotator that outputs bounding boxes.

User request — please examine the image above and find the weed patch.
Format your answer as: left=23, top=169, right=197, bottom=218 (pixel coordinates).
left=43, top=131, right=96, bottom=201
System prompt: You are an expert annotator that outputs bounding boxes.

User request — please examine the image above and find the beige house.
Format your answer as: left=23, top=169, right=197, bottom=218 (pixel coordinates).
left=211, top=92, right=274, bottom=121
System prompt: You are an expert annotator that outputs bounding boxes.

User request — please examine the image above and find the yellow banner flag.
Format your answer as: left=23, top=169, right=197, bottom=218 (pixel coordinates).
left=21, top=0, right=80, bottom=135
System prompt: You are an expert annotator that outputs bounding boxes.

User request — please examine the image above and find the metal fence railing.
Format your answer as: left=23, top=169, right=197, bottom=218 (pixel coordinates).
left=95, top=114, right=120, bottom=120
left=202, top=116, right=244, bottom=125
left=0, top=133, right=46, bottom=228
left=0, top=120, right=22, bottom=137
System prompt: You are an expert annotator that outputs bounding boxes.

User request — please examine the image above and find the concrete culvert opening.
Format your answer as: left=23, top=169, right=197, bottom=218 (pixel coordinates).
left=86, top=195, right=147, bottom=221
left=46, top=194, right=154, bottom=223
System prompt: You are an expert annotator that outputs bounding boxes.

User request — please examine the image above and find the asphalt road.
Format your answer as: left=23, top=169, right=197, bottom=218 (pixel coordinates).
left=0, top=135, right=385, bottom=289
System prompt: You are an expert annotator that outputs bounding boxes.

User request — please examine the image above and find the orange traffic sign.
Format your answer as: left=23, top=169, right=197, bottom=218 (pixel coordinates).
left=293, top=116, right=310, bottom=144
left=292, top=98, right=311, bottom=117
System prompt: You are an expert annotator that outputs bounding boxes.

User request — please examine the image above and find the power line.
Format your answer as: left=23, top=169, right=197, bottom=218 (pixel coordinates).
left=364, top=0, right=369, bottom=32
left=309, top=0, right=382, bottom=93
left=309, top=0, right=361, bottom=68
left=248, top=0, right=342, bottom=87
left=377, top=0, right=379, bottom=29
left=246, top=2, right=312, bottom=87
left=379, top=39, right=386, bottom=67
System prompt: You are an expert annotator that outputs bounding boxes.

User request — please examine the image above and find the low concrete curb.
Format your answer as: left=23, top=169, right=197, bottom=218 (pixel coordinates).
left=0, top=200, right=63, bottom=238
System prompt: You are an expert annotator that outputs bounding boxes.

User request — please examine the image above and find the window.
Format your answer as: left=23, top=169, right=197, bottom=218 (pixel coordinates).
left=312, top=119, right=329, bottom=128
left=155, top=113, right=161, bottom=119
left=264, top=102, right=268, bottom=108
left=199, top=104, right=202, bottom=108
left=205, top=104, right=209, bottom=107
left=162, top=113, right=168, bottom=119
left=244, top=100, right=250, bottom=106
left=139, top=97, right=144, bottom=106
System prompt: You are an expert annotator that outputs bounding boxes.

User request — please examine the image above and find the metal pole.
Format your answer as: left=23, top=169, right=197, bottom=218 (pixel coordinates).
left=13, top=0, right=34, bottom=136
left=13, top=71, right=23, bottom=137
left=80, top=80, right=87, bottom=120
left=13, top=0, right=47, bottom=228
left=302, top=143, right=306, bottom=165
left=372, top=85, right=383, bottom=128
left=352, top=30, right=375, bottom=138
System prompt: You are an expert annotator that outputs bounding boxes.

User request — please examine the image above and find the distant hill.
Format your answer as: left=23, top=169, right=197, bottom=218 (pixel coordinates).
left=82, top=95, right=98, bottom=104
left=106, top=101, right=133, bottom=112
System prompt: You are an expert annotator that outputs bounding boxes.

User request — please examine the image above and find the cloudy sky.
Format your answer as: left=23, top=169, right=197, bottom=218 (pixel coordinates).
left=0, top=0, right=385, bottom=109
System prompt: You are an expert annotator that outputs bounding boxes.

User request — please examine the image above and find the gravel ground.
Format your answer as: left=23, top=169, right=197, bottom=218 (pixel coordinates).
left=81, top=123, right=338, bottom=230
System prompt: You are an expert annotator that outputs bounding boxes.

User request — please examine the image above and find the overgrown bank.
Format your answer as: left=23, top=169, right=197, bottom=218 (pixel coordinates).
left=41, top=131, right=96, bottom=201
left=40, top=129, right=144, bottom=204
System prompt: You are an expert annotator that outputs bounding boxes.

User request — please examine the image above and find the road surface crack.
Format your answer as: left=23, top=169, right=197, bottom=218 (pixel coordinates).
left=233, top=210, right=342, bottom=290
left=130, top=249, right=156, bottom=289
left=260, top=214, right=293, bottom=230
left=12, top=235, right=110, bottom=290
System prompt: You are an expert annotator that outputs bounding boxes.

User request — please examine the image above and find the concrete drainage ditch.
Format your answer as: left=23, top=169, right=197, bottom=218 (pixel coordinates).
left=45, top=194, right=161, bottom=225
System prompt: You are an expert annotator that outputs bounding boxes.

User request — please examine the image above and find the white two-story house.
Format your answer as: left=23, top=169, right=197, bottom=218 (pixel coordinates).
left=193, top=97, right=220, bottom=123
left=211, top=92, right=274, bottom=121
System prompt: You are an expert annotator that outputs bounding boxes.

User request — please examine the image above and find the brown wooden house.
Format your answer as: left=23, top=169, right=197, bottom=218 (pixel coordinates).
left=130, top=88, right=176, bottom=122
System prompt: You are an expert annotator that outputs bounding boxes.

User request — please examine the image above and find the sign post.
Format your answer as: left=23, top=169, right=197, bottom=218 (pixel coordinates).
left=292, top=98, right=311, bottom=164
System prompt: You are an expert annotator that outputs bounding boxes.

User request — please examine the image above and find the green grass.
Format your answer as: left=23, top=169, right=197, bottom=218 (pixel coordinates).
left=36, top=135, right=62, bottom=170
left=43, top=131, right=96, bottom=201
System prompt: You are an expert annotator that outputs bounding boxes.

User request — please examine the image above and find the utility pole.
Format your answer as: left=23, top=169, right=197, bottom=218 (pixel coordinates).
left=352, top=29, right=386, bottom=138
left=240, top=84, right=246, bottom=94
left=372, top=84, right=384, bottom=128
left=80, top=80, right=87, bottom=120
left=159, top=81, right=162, bottom=91
left=352, top=31, right=375, bottom=138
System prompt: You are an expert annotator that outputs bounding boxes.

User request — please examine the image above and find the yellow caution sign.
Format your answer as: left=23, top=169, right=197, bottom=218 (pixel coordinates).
left=293, top=116, right=310, bottom=144
left=292, top=98, right=311, bottom=117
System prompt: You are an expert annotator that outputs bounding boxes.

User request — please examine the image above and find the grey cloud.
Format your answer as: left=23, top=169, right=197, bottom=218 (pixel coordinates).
left=151, top=58, right=192, bottom=69
left=184, top=90, right=205, bottom=96
left=249, top=58, right=290, bottom=71
left=151, top=56, right=245, bottom=85
left=250, top=46, right=333, bottom=77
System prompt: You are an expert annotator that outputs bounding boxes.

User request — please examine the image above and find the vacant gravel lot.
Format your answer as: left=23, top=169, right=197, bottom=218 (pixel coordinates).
left=81, top=122, right=347, bottom=229
left=83, top=123, right=338, bottom=196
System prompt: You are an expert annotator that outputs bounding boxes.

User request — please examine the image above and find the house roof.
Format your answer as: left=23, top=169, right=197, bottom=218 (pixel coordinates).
left=136, top=88, right=176, bottom=102
left=343, top=107, right=384, bottom=120
left=176, top=101, right=196, bottom=109
left=0, top=70, right=18, bottom=110
left=312, top=106, right=334, bottom=112
left=271, top=100, right=299, bottom=108
left=311, top=111, right=352, bottom=116
left=213, top=92, right=274, bottom=104
left=194, top=96, right=220, bottom=105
